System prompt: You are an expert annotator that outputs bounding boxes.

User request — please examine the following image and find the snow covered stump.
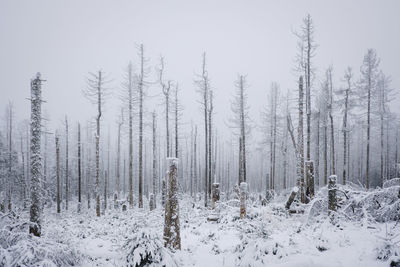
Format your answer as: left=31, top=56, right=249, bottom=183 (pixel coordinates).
left=212, top=183, right=220, bottom=209
left=328, top=175, right=337, bottom=215
left=163, top=158, right=181, bottom=250
left=149, top=193, right=155, bottom=211
left=285, top=186, right=299, bottom=210
left=240, top=182, right=247, bottom=219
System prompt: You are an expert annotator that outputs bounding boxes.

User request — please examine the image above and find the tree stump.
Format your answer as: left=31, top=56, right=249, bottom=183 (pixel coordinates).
left=149, top=193, right=155, bottom=211
left=328, top=175, right=337, bottom=214
left=163, top=158, right=181, bottom=250
left=114, top=193, right=118, bottom=209
left=285, top=186, right=299, bottom=210
left=240, top=182, right=247, bottom=219
left=212, top=183, right=220, bottom=209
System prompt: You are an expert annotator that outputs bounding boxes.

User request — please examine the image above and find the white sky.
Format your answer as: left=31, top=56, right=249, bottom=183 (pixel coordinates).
left=1, top=0, right=399, bottom=141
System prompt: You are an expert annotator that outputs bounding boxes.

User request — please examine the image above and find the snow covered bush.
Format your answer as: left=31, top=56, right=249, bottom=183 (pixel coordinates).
left=0, top=213, right=81, bottom=266
left=343, top=185, right=400, bottom=222
left=383, top=178, right=400, bottom=188
left=123, top=229, right=178, bottom=267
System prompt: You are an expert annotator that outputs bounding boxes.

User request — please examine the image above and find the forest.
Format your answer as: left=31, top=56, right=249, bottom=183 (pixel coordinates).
left=1, top=1, right=400, bottom=267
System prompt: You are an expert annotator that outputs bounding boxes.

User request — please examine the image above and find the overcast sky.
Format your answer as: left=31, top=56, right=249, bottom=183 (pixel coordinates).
left=1, top=0, right=399, bottom=141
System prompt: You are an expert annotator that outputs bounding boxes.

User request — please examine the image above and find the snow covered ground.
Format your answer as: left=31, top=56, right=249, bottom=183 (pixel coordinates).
left=1, top=185, right=400, bottom=267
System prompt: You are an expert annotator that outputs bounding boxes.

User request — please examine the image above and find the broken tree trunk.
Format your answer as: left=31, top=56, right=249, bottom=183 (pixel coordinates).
left=305, top=160, right=314, bottom=202
left=212, top=183, right=220, bottom=209
left=328, top=175, right=337, bottom=214
left=163, top=158, right=181, bottom=250
left=149, top=193, right=155, bottom=211
left=285, top=186, right=299, bottom=210
left=240, top=182, right=247, bottom=219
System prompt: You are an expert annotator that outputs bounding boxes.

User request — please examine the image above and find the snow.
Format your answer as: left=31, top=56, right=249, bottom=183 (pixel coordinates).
left=1, top=184, right=400, bottom=266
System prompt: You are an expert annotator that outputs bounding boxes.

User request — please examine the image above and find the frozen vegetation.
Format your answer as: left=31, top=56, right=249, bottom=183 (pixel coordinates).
left=1, top=182, right=400, bottom=266
left=1, top=1, right=400, bottom=266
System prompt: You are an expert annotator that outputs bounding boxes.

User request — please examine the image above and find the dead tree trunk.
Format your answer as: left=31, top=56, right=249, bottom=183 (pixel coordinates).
left=138, top=44, right=145, bottom=209
left=65, top=116, right=69, bottom=211
left=78, top=123, right=82, bottom=213
left=152, top=112, right=157, bottom=209
left=285, top=186, right=299, bottom=210
left=193, top=126, right=198, bottom=199
left=56, top=134, right=60, bottom=213
left=342, top=68, right=352, bottom=185
left=328, top=175, right=337, bottom=213
left=163, top=158, right=181, bottom=250
left=211, top=183, right=220, bottom=209
left=297, top=76, right=305, bottom=203
left=328, top=68, right=336, bottom=175
left=7, top=103, right=13, bottom=211
left=240, top=182, right=247, bottom=219
left=315, top=111, right=320, bottom=188
left=208, top=90, right=213, bottom=196
left=117, top=108, right=123, bottom=197
left=29, top=73, right=43, bottom=237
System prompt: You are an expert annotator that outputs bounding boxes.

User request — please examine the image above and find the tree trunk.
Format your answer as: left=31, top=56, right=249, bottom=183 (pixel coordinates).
left=56, top=134, right=60, bottom=214
left=65, top=116, right=69, bottom=211
left=297, top=76, right=305, bottom=203
left=128, top=63, right=134, bottom=208
left=285, top=186, right=299, bottom=210
left=315, top=111, right=320, bottom=188
left=208, top=90, right=213, bottom=196
left=328, top=175, right=337, bottom=213
left=163, top=158, right=181, bottom=250
left=78, top=123, right=81, bottom=212
left=29, top=73, right=43, bottom=237
left=240, top=182, right=247, bottom=219
left=95, top=71, right=102, bottom=217
left=211, top=183, right=220, bottom=209
left=152, top=112, right=157, bottom=208
left=138, top=44, right=144, bottom=209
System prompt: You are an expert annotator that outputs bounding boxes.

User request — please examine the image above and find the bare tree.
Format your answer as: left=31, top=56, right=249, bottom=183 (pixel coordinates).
left=29, top=73, right=44, bottom=237
left=195, top=52, right=210, bottom=207
left=377, top=72, right=393, bottom=186
left=359, top=49, right=380, bottom=189
left=208, top=89, right=213, bottom=194
left=65, top=116, right=69, bottom=210
left=116, top=108, right=123, bottom=197
left=56, top=133, right=60, bottom=213
left=231, top=75, right=249, bottom=185
left=288, top=77, right=305, bottom=202
left=336, top=67, right=354, bottom=185
left=158, top=56, right=172, bottom=158
left=6, top=103, right=13, bottom=211
left=78, top=122, right=82, bottom=212
left=152, top=111, right=157, bottom=208
left=122, top=62, right=135, bottom=207
left=137, top=44, right=148, bottom=209
left=297, top=76, right=305, bottom=202
left=83, top=70, right=108, bottom=217
left=326, top=67, right=336, bottom=175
